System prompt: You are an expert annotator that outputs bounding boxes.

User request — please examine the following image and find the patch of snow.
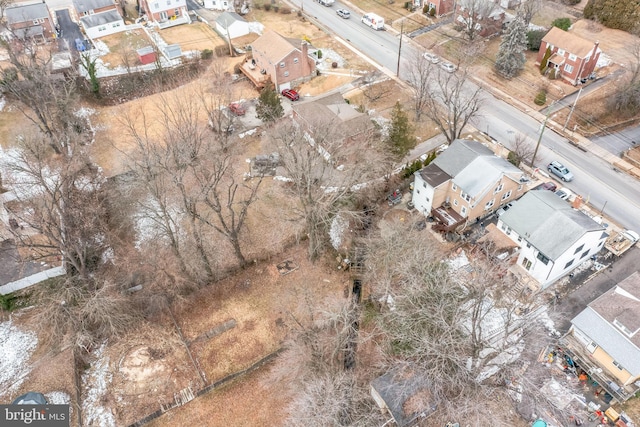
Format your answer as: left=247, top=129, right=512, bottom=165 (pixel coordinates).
left=536, top=307, right=560, bottom=337
left=81, top=343, right=116, bottom=427
left=238, top=128, right=257, bottom=138
left=329, top=213, right=348, bottom=250
left=447, top=250, right=470, bottom=270
left=596, top=51, right=611, bottom=68
left=274, top=175, right=293, bottom=182
left=313, top=48, right=346, bottom=69
left=45, top=391, right=71, bottom=405
left=0, top=96, right=6, bottom=111
left=0, top=318, right=38, bottom=398
left=248, top=22, right=264, bottom=35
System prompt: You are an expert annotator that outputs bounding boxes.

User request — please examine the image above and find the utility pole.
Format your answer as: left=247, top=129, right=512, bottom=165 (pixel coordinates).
left=225, top=19, right=233, bottom=57
left=530, top=102, right=555, bottom=169
left=396, top=20, right=404, bottom=77
left=563, top=87, right=583, bottom=131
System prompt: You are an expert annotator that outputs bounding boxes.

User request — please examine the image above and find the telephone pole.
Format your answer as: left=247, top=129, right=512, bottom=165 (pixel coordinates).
left=530, top=102, right=555, bottom=169
left=396, top=20, right=404, bottom=77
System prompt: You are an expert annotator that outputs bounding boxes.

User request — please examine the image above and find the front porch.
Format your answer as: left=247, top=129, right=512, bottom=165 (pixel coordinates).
left=157, top=11, right=190, bottom=29
left=239, top=59, right=270, bottom=90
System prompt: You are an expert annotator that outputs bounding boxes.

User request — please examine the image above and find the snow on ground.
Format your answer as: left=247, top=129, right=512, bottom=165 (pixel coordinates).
left=329, top=213, right=349, bottom=250
left=536, top=306, right=561, bottom=337
left=46, top=391, right=72, bottom=405
left=0, top=318, right=38, bottom=398
left=314, top=48, right=346, bottom=70
left=597, top=51, right=612, bottom=68
left=81, top=343, right=116, bottom=427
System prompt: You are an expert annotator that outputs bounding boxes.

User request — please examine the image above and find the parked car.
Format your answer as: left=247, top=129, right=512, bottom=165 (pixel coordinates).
left=228, top=102, right=246, bottom=116
left=555, top=187, right=573, bottom=201
left=547, top=160, right=574, bottom=182
left=496, top=202, right=514, bottom=217
left=281, top=89, right=300, bottom=101
left=336, top=8, right=350, bottom=18
left=540, top=181, right=558, bottom=192
left=440, top=62, right=456, bottom=73
left=423, top=52, right=439, bottom=64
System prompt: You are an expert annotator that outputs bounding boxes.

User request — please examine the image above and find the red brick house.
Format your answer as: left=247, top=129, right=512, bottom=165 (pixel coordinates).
left=423, top=0, right=454, bottom=16
left=536, top=27, right=601, bottom=86
left=5, top=3, right=55, bottom=42
left=242, top=30, right=316, bottom=92
left=454, top=2, right=505, bottom=38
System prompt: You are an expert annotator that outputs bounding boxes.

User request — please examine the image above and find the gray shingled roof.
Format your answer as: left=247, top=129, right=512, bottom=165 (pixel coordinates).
left=73, top=0, right=115, bottom=14
left=500, top=190, right=604, bottom=260
left=80, top=9, right=122, bottom=27
left=432, top=139, right=494, bottom=177
left=5, top=4, right=50, bottom=24
left=215, top=11, right=246, bottom=26
left=418, top=163, right=450, bottom=188
left=572, top=302, right=640, bottom=377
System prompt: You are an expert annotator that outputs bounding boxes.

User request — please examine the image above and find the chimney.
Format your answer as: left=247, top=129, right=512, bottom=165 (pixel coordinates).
left=301, top=41, right=310, bottom=76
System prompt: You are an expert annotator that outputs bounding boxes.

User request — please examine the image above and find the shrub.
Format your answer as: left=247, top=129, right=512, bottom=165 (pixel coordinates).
left=201, top=49, right=213, bottom=60
left=263, top=3, right=271, bottom=11
left=303, top=35, right=311, bottom=44
left=317, top=49, right=323, bottom=59
left=214, top=45, right=228, bottom=57
left=423, top=4, right=429, bottom=13
left=429, top=7, right=435, bottom=16
left=539, top=46, right=551, bottom=73
left=507, top=151, right=520, bottom=167
left=552, top=17, right=571, bottom=31
left=332, top=61, right=338, bottom=68
left=548, top=68, right=557, bottom=80
left=526, top=30, right=546, bottom=51
left=273, top=5, right=279, bottom=12
left=534, top=90, right=547, bottom=105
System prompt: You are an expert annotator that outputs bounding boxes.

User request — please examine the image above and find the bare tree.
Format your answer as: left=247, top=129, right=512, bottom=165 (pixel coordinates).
left=421, top=67, right=483, bottom=144
left=267, top=120, right=386, bottom=260
left=406, top=52, right=434, bottom=121
left=456, top=0, right=499, bottom=41
left=507, top=132, right=535, bottom=167
left=609, top=41, right=640, bottom=117
left=517, top=0, right=542, bottom=26
left=358, top=71, right=392, bottom=106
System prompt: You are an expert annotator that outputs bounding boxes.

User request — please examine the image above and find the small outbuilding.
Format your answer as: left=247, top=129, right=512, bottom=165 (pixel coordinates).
left=137, top=46, right=156, bottom=65
left=215, top=12, right=250, bottom=39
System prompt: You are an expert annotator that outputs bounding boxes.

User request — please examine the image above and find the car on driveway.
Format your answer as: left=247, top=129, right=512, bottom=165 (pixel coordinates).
left=423, top=52, right=439, bottom=63
left=440, top=62, right=456, bottom=73
left=336, top=8, right=350, bottom=18
left=228, top=102, right=246, bottom=116
left=75, top=38, right=86, bottom=52
left=281, top=89, right=300, bottom=101
left=547, top=160, right=574, bottom=182
left=496, top=202, right=514, bottom=217
left=539, top=181, right=558, bottom=192
left=555, top=187, right=573, bottom=201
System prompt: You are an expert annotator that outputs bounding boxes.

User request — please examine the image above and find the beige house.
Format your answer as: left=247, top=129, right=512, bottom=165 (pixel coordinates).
left=565, top=271, right=640, bottom=402
left=411, top=139, right=526, bottom=232
left=241, top=30, right=316, bottom=92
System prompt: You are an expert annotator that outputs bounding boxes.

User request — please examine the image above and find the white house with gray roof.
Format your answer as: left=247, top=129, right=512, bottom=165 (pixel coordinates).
left=497, top=190, right=607, bottom=288
left=215, top=12, right=249, bottom=39
left=79, top=10, right=124, bottom=38
left=411, top=139, right=526, bottom=232
left=567, top=271, right=640, bottom=400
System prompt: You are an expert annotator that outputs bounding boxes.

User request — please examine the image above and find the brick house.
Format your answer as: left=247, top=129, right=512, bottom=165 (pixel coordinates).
left=422, top=0, right=454, bottom=16
left=73, top=0, right=118, bottom=16
left=5, top=3, right=55, bottom=42
left=455, top=1, right=505, bottom=38
left=242, top=30, right=316, bottom=92
left=536, top=27, right=601, bottom=85
left=411, top=139, right=526, bottom=233
left=138, top=0, right=190, bottom=28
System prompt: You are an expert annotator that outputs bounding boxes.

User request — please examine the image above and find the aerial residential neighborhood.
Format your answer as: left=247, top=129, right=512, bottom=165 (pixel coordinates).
left=1, top=0, right=640, bottom=426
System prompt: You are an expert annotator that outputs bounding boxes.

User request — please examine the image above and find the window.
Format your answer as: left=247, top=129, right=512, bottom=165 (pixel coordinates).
left=526, top=243, right=531, bottom=248
left=461, top=192, right=470, bottom=202
left=453, top=199, right=458, bottom=206
left=501, top=190, right=512, bottom=201
left=517, top=236, right=522, bottom=242
left=494, top=183, right=503, bottom=194
left=32, top=19, right=39, bottom=25
left=460, top=206, right=467, bottom=216
left=574, top=244, right=584, bottom=254
left=505, top=227, right=511, bottom=236
left=558, top=49, right=565, bottom=55
left=564, top=259, right=574, bottom=269
left=536, top=252, right=549, bottom=265
left=485, top=199, right=495, bottom=210
left=284, top=71, right=289, bottom=77
left=452, top=183, right=457, bottom=191
left=585, top=56, right=590, bottom=62
left=280, top=62, right=285, bottom=68
left=175, top=8, right=180, bottom=15
left=154, top=2, right=159, bottom=8
left=39, top=18, right=45, bottom=23
left=522, top=258, right=532, bottom=270
left=568, top=53, right=577, bottom=61
left=612, top=360, right=625, bottom=371
left=423, top=182, right=426, bottom=188
left=613, top=319, right=634, bottom=337
left=416, top=189, right=420, bottom=194
left=293, top=58, right=299, bottom=64
left=564, top=64, right=574, bottom=73
left=167, top=0, right=171, bottom=5
left=581, top=249, right=589, bottom=259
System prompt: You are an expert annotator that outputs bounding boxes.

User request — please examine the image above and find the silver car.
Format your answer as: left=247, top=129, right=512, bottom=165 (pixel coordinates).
left=423, top=52, right=439, bottom=64
left=547, top=161, right=574, bottom=182
left=440, top=62, right=456, bottom=73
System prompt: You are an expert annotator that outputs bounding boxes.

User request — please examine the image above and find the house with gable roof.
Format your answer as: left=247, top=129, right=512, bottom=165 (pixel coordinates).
left=411, top=139, right=526, bottom=233
left=138, top=0, right=190, bottom=28
left=291, top=92, right=374, bottom=143
left=73, top=0, right=124, bottom=38
left=241, top=30, right=316, bottom=91
left=496, top=190, right=607, bottom=288
left=215, top=11, right=250, bottom=39
left=536, top=27, right=601, bottom=86
left=564, top=271, right=640, bottom=401
left=5, top=3, right=55, bottom=42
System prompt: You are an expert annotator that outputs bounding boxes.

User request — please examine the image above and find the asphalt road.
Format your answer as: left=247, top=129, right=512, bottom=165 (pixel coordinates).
left=289, top=2, right=640, bottom=232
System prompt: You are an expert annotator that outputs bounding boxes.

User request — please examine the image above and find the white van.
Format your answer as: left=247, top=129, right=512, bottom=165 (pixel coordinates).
left=362, top=13, right=384, bottom=30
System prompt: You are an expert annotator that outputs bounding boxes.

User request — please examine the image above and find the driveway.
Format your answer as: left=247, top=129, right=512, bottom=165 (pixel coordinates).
left=55, top=9, right=83, bottom=53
